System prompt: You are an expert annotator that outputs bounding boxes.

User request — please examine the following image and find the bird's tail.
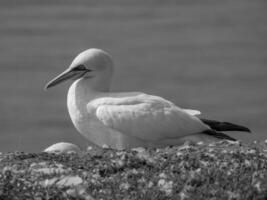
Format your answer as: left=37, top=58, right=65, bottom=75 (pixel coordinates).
left=200, top=119, right=251, bottom=133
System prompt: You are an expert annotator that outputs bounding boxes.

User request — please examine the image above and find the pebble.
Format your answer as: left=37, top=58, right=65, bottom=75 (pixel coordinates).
left=44, top=142, right=81, bottom=153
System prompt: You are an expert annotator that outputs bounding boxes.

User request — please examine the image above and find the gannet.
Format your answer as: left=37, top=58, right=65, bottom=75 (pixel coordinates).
left=45, top=48, right=250, bottom=149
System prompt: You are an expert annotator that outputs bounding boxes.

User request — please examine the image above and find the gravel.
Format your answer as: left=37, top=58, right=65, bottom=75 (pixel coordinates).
left=0, top=140, right=266, bottom=200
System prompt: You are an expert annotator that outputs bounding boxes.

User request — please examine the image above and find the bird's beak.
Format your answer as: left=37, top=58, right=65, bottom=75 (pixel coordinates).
left=45, top=68, right=84, bottom=90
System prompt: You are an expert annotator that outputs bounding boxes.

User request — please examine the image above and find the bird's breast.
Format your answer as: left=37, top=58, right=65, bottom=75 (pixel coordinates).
left=66, top=81, right=123, bottom=148
left=67, top=81, right=92, bottom=134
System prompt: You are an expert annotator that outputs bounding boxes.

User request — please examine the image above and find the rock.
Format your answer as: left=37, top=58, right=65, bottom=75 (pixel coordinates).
left=44, top=142, right=81, bottom=153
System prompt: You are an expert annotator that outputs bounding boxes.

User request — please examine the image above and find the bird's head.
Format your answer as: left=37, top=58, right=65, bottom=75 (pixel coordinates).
left=45, top=48, right=114, bottom=90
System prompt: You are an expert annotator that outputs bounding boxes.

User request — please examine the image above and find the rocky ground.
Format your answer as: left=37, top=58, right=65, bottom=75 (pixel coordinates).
left=0, top=140, right=266, bottom=200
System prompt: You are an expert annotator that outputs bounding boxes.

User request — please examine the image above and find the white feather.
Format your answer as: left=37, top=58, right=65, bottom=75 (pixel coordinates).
left=88, top=94, right=208, bottom=141
left=183, top=109, right=201, bottom=116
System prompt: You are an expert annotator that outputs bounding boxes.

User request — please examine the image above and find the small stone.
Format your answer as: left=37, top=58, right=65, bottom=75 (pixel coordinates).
left=87, top=146, right=93, bottom=151
left=44, top=142, right=81, bottom=154
left=131, top=147, right=146, bottom=153
left=102, top=144, right=110, bottom=149
left=159, top=173, right=167, bottom=178
left=56, top=176, right=83, bottom=187
left=119, top=182, right=130, bottom=190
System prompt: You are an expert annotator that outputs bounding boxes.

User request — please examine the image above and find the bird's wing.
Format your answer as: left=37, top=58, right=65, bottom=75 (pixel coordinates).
left=88, top=94, right=208, bottom=141
left=183, top=109, right=201, bottom=116
left=200, top=119, right=251, bottom=133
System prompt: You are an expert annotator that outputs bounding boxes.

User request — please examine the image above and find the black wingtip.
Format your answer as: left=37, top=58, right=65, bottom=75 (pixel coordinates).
left=201, top=119, right=251, bottom=133
left=222, top=122, right=252, bottom=133
left=202, top=129, right=237, bottom=141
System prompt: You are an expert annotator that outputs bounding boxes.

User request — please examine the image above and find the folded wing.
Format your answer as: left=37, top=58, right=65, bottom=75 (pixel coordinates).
left=88, top=94, right=208, bottom=141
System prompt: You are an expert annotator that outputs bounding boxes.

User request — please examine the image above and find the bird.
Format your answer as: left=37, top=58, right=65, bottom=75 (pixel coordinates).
left=45, top=48, right=251, bottom=149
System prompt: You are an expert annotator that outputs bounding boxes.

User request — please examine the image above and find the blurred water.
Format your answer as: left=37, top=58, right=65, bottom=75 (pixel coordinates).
left=0, top=0, right=266, bottom=152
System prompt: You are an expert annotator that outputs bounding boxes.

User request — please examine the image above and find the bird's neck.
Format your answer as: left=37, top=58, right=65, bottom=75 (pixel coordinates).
left=79, top=77, right=111, bottom=92
left=68, top=77, right=110, bottom=105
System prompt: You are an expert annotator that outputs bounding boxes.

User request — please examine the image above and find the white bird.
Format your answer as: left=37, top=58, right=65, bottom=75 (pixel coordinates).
left=45, top=48, right=250, bottom=149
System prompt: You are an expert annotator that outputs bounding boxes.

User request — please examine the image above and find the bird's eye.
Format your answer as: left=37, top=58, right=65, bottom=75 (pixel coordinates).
left=73, top=65, right=87, bottom=71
